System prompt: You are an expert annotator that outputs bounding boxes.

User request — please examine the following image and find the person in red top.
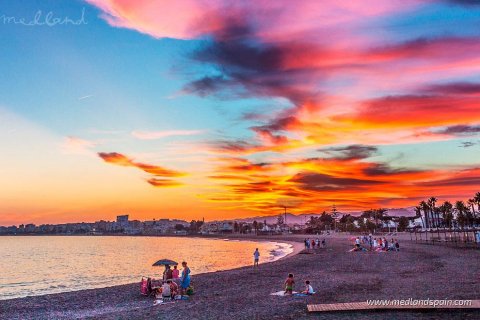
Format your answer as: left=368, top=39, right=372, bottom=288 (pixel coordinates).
left=284, top=273, right=295, bottom=295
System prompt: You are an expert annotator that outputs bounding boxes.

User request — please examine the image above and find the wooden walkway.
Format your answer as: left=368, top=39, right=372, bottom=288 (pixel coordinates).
left=308, top=300, right=480, bottom=312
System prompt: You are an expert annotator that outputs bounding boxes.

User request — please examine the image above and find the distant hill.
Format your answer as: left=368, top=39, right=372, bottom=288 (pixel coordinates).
left=212, top=207, right=416, bottom=224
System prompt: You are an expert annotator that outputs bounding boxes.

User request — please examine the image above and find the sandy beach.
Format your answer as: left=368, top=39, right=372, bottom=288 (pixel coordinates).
left=1, top=234, right=479, bottom=320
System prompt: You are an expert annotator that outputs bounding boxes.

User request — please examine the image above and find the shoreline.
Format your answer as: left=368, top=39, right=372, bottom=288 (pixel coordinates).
left=1, top=235, right=479, bottom=320
left=0, top=236, right=304, bottom=302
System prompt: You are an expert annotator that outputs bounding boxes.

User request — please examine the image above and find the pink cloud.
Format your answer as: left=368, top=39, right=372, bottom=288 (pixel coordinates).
left=61, top=136, right=96, bottom=154
left=131, top=129, right=204, bottom=140
left=86, top=0, right=425, bottom=41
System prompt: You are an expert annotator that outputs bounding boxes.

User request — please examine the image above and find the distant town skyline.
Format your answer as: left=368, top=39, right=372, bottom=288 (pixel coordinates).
left=1, top=1, right=480, bottom=225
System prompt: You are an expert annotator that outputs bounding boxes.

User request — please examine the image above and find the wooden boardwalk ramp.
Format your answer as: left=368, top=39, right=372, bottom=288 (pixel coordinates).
left=308, top=300, right=480, bottom=312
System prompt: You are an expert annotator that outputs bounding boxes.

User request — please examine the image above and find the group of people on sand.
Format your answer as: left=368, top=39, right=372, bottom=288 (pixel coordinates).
left=304, top=238, right=326, bottom=249
left=157, top=261, right=191, bottom=300
left=284, top=273, right=314, bottom=295
left=352, top=235, right=400, bottom=252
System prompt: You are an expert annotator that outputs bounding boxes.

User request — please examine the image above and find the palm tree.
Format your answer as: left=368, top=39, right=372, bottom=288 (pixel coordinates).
left=467, top=198, right=476, bottom=221
left=473, top=192, right=480, bottom=224
left=420, top=201, right=430, bottom=229
left=474, top=192, right=480, bottom=210
left=454, top=201, right=467, bottom=229
left=428, top=197, right=438, bottom=228
left=439, top=201, right=453, bottom=228
left=414, top=206, right=425, bottom=229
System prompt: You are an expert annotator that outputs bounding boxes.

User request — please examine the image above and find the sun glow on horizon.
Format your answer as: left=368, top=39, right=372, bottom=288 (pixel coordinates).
left=1, top=1, right=480, bottom=225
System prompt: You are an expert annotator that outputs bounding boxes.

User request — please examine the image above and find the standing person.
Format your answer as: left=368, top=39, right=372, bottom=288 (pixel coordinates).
left=172, top=265, right=180, bottom=279
left=180, top=261, right=191, bottom=295
left=163, top=265, right=173, bottom=280
left=253, top=248, right=260, bottom=268
left=284, top=273, right=295, bottom=295
left=315, top=238, right=320, bottom=248
left=321, top=239, right=326, bottom=248
left=395, top=239, right=400, bottom=252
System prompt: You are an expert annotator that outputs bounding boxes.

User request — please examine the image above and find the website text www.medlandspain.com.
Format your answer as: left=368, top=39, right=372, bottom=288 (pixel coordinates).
left=367, top=299, right=472, bottom=307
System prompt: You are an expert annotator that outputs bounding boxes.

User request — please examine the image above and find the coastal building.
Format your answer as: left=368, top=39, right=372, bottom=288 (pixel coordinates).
left=25, top=224, right=36, bottom=233
left=116, top=215, right=129, bottom=228
left=219, top=222, right=234, bottom=233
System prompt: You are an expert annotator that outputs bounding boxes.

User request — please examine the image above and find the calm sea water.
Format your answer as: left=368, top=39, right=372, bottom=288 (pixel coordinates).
left=0, top=236, right=292, bottom=300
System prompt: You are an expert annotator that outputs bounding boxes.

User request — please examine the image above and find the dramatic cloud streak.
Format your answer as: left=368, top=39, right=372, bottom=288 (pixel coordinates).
left=98, top=152, right=186, bottom=187
left=98, top=152, right=185, bottom=177
left=83, top=1, right=480, bottom=214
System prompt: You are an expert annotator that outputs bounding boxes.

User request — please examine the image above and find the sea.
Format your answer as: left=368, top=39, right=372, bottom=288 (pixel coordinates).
left=0, top=236, right=292, bottom=300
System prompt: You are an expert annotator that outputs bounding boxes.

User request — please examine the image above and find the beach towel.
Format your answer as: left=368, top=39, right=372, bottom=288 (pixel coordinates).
left=153, top=299, right=175, bottom=306
left=270, top=290, right=299, bottom=296
left=293, top=292, right=315, bottom=297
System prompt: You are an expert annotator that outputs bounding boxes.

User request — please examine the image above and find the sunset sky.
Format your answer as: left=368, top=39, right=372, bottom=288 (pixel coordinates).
left=1, top=0, right=480, bottom=225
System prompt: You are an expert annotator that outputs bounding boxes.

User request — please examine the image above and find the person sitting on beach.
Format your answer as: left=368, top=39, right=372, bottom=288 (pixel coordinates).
left=161, top=281, right=171, bottom=300
left=302, top=280, right=314, bottom=295
left=284, top=273, right=295, bottom=295
left=167, top=279, right=178, bottom=298
left=172, top=265, right=180, bottom=279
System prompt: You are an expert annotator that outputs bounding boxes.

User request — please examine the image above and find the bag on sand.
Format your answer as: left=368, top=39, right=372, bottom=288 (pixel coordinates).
left=186, top=285, right=194, bottom=295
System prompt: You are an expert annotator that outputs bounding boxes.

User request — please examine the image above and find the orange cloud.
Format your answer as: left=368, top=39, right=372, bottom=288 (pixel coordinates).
left=98, top=152, right=185, bottom=177
left=98, top=152, right=186, bottom=188
left=147, top=178, right=183, bottom=187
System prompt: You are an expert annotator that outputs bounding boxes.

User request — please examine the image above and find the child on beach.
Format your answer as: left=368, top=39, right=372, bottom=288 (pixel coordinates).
left=284, top=273, right=295, bottom=295
left=302, top=280, right=314, bottom=295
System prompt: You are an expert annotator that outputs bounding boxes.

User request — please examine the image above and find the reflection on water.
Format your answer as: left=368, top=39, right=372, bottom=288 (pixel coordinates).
left=0, top=236, right=292, bottom=300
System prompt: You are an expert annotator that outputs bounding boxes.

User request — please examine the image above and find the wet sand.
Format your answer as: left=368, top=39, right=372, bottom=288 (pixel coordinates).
left=1, top=234, right=479, bottom=320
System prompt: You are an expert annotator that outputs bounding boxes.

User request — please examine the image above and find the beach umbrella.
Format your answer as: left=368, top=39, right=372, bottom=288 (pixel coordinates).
left=152, top=259, right=178, bottom=266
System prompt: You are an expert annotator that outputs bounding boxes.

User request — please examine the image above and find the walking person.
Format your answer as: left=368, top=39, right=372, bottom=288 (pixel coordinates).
left=253, top=248, right=260, bottom=268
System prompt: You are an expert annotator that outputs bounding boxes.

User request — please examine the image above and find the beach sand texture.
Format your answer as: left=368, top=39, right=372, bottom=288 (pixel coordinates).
left=1, top=235, right=479, bottom=320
